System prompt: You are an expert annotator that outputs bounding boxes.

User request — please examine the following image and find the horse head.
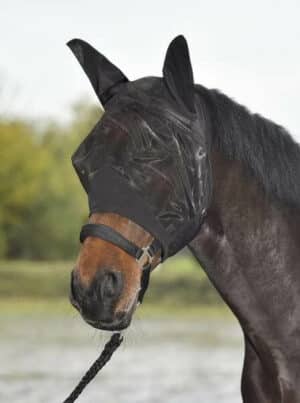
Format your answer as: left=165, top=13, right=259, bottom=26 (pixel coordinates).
left=68, top=36, right=212, bottom=331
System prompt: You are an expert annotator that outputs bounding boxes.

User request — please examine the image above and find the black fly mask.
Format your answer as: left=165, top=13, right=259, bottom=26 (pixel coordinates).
left=68, top=35, right=212, bottom=299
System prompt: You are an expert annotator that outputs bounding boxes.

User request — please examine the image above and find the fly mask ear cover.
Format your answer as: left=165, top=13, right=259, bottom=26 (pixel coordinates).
left=68, top=35, right=212, bottom=288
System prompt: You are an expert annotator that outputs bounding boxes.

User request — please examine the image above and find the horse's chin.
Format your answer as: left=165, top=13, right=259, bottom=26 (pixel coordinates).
left=85, top=316, right=132, bottom=331
left=83, top=294, right=139, bottom=332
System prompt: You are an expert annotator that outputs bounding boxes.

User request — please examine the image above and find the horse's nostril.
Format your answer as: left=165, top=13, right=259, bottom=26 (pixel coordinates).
left=100, top=271, right=123, bottom=300
left=69, top=269, right=124, bottom=324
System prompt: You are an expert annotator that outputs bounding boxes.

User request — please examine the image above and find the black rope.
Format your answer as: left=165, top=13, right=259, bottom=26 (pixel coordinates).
left=63, top=332, right=124, bottom=403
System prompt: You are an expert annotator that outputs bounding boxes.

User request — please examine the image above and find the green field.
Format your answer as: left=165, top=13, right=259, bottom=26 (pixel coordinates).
left=0, top=256, right=231, bottom=318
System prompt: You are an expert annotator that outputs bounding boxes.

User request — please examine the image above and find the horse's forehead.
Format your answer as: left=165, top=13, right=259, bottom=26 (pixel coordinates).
left=103, top=76, right=170, bottom=114
left=102, top=93, right=190, bottom=133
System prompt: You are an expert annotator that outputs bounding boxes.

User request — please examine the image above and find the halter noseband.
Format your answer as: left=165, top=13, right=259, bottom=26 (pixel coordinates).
left=79, top=223, right=162, bottom=302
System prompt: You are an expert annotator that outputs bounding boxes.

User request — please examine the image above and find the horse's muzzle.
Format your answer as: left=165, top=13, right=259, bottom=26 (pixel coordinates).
left=70, top=268, right=128, bottom=330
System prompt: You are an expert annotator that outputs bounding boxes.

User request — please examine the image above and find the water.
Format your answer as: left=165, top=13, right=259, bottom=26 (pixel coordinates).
left=0, top=314, right=244, bottom=402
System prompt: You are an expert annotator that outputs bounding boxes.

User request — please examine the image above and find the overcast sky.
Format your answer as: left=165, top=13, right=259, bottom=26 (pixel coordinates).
left=1, top=0, right=300, bottom=141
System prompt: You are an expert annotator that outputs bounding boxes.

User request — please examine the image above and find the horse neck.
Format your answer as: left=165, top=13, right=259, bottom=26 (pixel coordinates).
left=189, top=148, right=300, bottom=395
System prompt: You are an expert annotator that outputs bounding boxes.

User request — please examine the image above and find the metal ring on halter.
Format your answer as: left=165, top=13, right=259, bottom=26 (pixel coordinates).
left=136, top=246, right=154, bottom=268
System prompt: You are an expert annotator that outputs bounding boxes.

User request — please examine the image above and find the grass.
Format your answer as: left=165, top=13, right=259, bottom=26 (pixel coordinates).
left=0, top=260, right=71, bottom=298
left=0, top=255, right=229, bottom=318
left=0, top=297, right=233, bottom=320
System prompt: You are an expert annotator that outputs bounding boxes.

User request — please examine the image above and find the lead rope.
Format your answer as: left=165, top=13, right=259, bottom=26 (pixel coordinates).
left=63, top=332, right=123, bottom=403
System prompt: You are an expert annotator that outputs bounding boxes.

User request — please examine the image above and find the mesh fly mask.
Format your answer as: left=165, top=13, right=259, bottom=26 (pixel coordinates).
left=68, top=35, right=212, bottom=301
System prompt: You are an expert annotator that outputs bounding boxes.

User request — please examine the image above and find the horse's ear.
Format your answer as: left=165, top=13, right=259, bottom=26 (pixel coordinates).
left=67, top=38, right=128, bottom=106
left=163, top=35, right=195, bottom=113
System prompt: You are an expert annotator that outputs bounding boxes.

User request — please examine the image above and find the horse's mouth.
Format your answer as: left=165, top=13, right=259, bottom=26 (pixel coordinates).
left=83, top=303, right=136, bottom=330
left=69, top=269, right=140, bottom=332
left=74, top=294, right=139, bottom=332
left=85, top=316, right=132, bottom=331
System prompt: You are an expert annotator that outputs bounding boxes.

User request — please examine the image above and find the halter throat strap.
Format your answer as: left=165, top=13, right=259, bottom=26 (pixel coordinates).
left=79, top=223, right=162, bottom=302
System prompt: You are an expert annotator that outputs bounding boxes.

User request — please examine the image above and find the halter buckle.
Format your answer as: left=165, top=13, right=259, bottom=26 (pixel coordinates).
left=136, top=246, right=154, bottom=268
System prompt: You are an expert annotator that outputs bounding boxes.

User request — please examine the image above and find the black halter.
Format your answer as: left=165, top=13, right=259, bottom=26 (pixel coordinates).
left=79, top=223, right=162, bottom=303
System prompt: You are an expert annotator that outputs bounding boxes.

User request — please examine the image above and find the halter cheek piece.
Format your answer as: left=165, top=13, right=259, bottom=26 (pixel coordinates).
left=79, top=223, right=162, bottom=303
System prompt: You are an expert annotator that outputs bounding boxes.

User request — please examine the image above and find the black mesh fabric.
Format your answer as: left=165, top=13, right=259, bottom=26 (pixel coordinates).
left=69, top=37, right=212, bottom=258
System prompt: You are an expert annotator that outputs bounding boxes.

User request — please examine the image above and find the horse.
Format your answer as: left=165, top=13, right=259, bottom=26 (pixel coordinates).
left=67, top=35, right=300, bottom=402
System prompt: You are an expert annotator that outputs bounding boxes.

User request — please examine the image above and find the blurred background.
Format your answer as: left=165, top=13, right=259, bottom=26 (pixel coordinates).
left=1, top=1, right=299, bottom=402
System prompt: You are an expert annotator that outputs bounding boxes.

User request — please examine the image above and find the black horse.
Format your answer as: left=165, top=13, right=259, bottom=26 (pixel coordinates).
left=68, top=35, right=300, bottom=402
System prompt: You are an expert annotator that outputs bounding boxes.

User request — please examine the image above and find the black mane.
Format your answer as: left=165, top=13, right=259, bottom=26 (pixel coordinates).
left=196, top=85, right=300, bottom=209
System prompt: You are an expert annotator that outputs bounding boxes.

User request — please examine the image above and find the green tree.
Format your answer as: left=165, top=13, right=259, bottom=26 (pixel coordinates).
left=0, top=102, right=103, bottom=259
left=0, top=120, right=49, bottom=256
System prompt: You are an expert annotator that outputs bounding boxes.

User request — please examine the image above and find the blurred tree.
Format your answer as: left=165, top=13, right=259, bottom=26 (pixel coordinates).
left=0, top=120, right=49, bottom=257
left=0, top=102, right=103, bottom=259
